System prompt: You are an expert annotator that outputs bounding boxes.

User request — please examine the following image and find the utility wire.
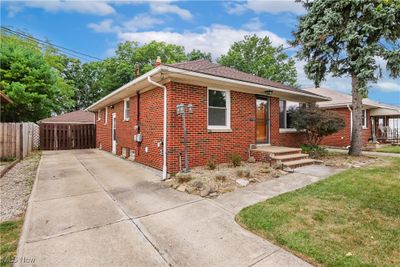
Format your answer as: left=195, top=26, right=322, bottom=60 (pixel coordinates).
left=1, top=26, right=103, bottom=61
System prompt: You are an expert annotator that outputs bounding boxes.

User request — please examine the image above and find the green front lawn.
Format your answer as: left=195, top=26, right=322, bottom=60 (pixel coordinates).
left=236, top=158, right=400, bottom=267
left=0, top=219, right=24, bottom=267
left=376, top=145, right=400, bottom=154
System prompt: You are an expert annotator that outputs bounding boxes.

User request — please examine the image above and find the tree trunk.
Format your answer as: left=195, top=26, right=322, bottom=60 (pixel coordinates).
left=349, top=74, right=363, bottom=156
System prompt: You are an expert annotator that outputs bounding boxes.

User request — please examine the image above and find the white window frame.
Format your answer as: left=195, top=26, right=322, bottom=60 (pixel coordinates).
left=362, top=109, right=367, bottom=129
left=97, top=109, right=102, bottom=121
left=104, top=107, right=108, bottom=125
left=123, top=98, right=130, bottom=121
left=207, top=88, right=231, bottom=130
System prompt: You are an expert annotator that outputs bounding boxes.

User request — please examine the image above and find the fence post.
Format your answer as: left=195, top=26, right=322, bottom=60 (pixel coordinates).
left=19, top=123, right=23, bottom=160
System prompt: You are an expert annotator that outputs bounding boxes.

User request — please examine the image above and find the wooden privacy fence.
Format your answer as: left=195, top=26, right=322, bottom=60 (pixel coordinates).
left=0, top=122, right=40, bottom=160
left=40, top=123, right=95, bottom=150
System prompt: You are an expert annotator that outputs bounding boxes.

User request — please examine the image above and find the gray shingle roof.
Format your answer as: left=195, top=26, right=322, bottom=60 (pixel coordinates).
left=165, top=60, right=325, bottom=98
left=38, top=110, right=95, bottom=124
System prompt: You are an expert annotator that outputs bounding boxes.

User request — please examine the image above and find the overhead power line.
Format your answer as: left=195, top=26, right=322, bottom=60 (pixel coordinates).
left=1, top=26, right=103, bottom=61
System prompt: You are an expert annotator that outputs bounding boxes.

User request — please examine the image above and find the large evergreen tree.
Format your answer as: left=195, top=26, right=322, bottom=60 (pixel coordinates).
left=218, top=35, right=298, bottom=87
left=292, top=0, right=400, bottom=155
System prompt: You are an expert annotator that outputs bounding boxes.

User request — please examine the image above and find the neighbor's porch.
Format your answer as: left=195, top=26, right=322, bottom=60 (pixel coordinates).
left=370, top=115, right=400, bottom=144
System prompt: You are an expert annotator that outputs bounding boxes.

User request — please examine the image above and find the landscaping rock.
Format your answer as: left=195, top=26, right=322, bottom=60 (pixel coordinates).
left=272, top=171, right=281, bottom=178
left=177, top=184, right=187, bottom=192
left=278, top=170, right=288, bottom=175
left=247, top=156, right=256, bottom=163
left=200, top=185, right=211, bottom=197
left=283, top=167, right=294, bottom=173
left=236, top=178, right=249, bottom=187
left=185, top=186, right=196, bottom=194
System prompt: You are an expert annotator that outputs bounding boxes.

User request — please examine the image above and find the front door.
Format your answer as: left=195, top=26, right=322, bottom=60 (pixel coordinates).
left=256, top=98, right=270, bottom=144
left=111, top=113, right=117, bottom=154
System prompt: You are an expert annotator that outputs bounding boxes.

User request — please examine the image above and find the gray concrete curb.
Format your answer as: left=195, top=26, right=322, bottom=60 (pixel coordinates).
left=14, top=154, right=43, bottom=267
left=0, top=159, right=20, bottom=178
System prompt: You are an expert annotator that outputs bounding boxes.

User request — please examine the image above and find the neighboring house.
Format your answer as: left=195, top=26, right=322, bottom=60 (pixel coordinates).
left=303, top=87, right=400, bottom=147
left=86, top=59, right=330, bottom=178
left=37, top=110, right=95, bottom=124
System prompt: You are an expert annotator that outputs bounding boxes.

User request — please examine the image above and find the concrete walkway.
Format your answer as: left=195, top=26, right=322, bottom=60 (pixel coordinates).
left=327, top=148, right=400, bottom=157
left=17, top=150, right=342, bottom=266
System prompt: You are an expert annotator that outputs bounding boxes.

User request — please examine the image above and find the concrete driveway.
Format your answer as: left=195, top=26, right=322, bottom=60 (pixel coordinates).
left=17, top=149, right=339, bottom=266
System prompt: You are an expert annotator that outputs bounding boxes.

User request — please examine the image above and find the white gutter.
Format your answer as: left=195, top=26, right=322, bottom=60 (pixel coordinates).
left=147, top=76, right=168, bottom=180
left=347, top=104, right=353, bottom=140
left=85, top=67, right=161, bottom=111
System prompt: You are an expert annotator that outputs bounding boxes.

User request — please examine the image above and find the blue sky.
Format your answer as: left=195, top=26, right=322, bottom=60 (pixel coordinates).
left=1, top=0, right=399, bottom=105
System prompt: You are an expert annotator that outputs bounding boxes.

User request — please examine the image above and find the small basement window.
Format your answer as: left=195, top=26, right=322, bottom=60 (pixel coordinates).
left=208, top=88, right=231, bottom=130
left=124, top=98, right=130, bottom=121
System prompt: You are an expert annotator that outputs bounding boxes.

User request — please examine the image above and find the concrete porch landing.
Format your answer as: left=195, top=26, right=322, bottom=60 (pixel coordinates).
left=250, top=146, right=319, bottom=169
left=252, top=146, right=302, bottom=154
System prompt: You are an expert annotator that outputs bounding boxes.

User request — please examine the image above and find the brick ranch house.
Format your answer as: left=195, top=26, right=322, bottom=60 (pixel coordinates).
left=303, top=87, right=400, bottom=147
left=86, top=59, right=330, bottom=179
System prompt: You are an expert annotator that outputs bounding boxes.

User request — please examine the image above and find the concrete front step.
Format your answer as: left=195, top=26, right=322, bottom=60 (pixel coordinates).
left=271, top=153, right=309, bottom=162
left=283, top=158, right=319, bottom=168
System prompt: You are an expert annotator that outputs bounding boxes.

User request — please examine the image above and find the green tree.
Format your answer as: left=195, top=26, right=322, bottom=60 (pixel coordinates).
left=0, top=32, right=74, bottom=122
left=218, top=35, right=298, bottom=87
left=292, top=0, right=400, bottom=155
left=187, top=49, right=212, bottom=61
left=62, top=60, right=105, bottom=110
left=98, top=41, right=188, bottom=95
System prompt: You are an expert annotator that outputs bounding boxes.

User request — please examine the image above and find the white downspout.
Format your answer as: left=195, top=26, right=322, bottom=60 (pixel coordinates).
left=147, top=76, right=167, bottom=180
left=347, top=104, right=352, bottom=141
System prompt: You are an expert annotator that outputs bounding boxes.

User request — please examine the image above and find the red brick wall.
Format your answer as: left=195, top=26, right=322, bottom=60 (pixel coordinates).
left=96, top=81, right=373, bottom=173
left=166, top=82, right=256, bottom=173
left=320, top=108, right=371, bottom=147
left=95, top=87, right=164, bottom=170
left=319, top=108, right=351, bottom=147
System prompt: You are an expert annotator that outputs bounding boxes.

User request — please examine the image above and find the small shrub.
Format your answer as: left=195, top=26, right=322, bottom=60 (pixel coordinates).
left=176, top=173, right=192, bottom=183
left=231, top=153, right=242, bottom=167
left=236, top=169, right=251, bottom=178
left=291, top=106, right=345, bottom=146
left=0, top=156, right=16, bottom=162
left=214, top=173, right=227, bottom=182
left=206, top=156, right=217, bottom=170
left=301, top=144, right=328, bottom=159
left=191, top=180, right=204, bottom=189
left=248, top=156, right=256, bottom=163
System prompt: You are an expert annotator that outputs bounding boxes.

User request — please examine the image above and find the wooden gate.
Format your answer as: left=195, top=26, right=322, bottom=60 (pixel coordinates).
left=40, top=123, right=95, bottom=150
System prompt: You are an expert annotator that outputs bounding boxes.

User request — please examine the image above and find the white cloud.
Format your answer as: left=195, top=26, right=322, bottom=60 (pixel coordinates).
left=88, top=19, right=119, bottom=33
left=12, top=0, right=116, bottom=16
left=243, top=17, right=264, bottom=31
left=117, top=24, right=287, bottom=59
left=226, top=0, right=305, bottom=15
left=375, top=82, right=400, bottom=92
left=88, top=14, right=164, bottom=34
left=296, top=60, right=400, bottom=95
left=149, top=2, right=193, bottom=20
left=123, top=14, right=164, bottom=31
